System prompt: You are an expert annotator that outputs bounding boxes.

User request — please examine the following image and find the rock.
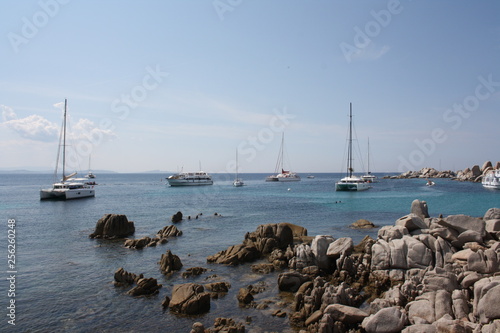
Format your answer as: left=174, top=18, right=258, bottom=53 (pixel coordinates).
left=278, top=271, right=309, bottom=292
left=159, top=250, right=183, bottom=274
left=311, top=235, right=335, bottom=270
left=182, top=267, right=207, bottom=278
left=467, top=249, right=499, bottom=274
left=482, top=161, right=493, bottom=172
left=237, top=287, right=254, bottom=304
left=190, top=322, right=205, bottom=333
left=171, top=211, right=183, bottom=223
left=477, top=284, right=500, bottom=324
left=127, top=277, right=162, bottom=296
left=362, top=306, right=407, bottom=333
left=204, top=281, right=230, bottom=293
left=457, top=230, right=483, bottom=245
left=411, top=199, right=430, bottom=219
left=323, top=303, right=369, bottom=324
left=124, top=236, right=158, bottom=249
left=401, top=324, right=436, bottom=333
left=210, top=318, right=245, bottom=333
left=326, top=237, right=354, bottom=259
left=351, top=219, right=376, bottom=229
left=441, top=214, right=486, bottom=237
left=157, top=225, right=183, bottom=238
left=396, top=214, right=428, bottom=232
left=484, top=208, right=500, bottom=221
left=89, top=214, right=135, bottom=239
left=113, top=267, right=143, bottom=286
left=169, top=283, right=211, bottom=315
left=289, top=243, right=316, bottom=271
left=378, top=225, right=409, bottom=242
left=207, top=243, right=260, bottom=266
left=486, top=219, right=500, bottom=233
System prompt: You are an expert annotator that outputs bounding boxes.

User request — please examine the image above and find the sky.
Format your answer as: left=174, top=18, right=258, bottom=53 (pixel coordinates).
left=0, top=0, right=499, bottom=174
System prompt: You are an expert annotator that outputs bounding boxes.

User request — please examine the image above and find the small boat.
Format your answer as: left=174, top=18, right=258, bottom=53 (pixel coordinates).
left=233, top=149, right=244, bottom=187
left=307, top=175, right=315, bottom=179
left=266, top=133, right=301, bottom=182
left=40, top=99, right=96, bottom=200
left=167, top=171, right=213, bottom=186
left=336, top=103, right=370, bottom=191
left=86, top=155, right=96, bottom=179
left=426, top=179, right=435, bottom=186
left=482, top=169, right=500, bottom=189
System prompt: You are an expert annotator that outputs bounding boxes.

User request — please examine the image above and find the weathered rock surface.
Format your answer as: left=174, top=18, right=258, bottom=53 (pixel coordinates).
left=169, top=283, right=211, bottom=315
left=159, top=250, right=183, bottom=274
left=157, top=225, right=183, bottom=238
left=113, top=267, right=143, bottom=286
left=351, top=219, right=376, bottom=229
left=127, top=277, right=162, bottom=296
left=89, top=214, right=135, bottom=239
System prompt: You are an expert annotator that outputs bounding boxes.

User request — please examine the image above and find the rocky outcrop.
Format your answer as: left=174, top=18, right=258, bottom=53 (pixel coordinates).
left=159, top=250, right=183, bottom=274
left=127, top=277, right=162, bottom=296
left=351, top=219, right=376, bottom=229
left=113, top=267, right=143, bottom=286
left=168, top=283, right=211, bottom=315
left=190, top=318, right=246, bottom=333
left=207, top=223, right=301, bottom=266
left=157, top=225, right=183, bottom=238
left=171, top=211, right=183, bottom=223
left=390, top=167, right=456, bottom=179
left=284, top=200, right=500, bottom=332
left=89, top=214, right=135, bottom=239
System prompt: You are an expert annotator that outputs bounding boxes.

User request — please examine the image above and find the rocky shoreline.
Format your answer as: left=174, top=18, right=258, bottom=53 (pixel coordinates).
left=386, top=160, right=500, bottom=182
left=90, top=201, right=500, bottom=332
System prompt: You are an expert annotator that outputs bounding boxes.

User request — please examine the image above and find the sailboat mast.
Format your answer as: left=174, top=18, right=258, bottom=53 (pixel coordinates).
left=62, top=99, right=67, bottom=181
left=348, top=103, right=353, bottom=177
left=281, top=133, right=284, bottom=172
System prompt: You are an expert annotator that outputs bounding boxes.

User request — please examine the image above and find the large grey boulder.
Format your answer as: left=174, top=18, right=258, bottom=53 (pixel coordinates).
left=477, top=284, right=500, bottom=324
left=484, top=208, right=500, bottom=220
left=362, top=306, right=407, bottom=333
left=397, top=214, right=428, bottom=232
left=440, top=214, right=486, bottom=238
left=278, top=271, right=309, bottom=292
left=326, top=237, right=353, bottom=259
left=322, top=303, right=369, bottom=324
left=89, top=214, right=135, bottom=239
left=467, top=249, right=499, bottom=274
left=159, top=250, right=183, bottom=274
left=311, top=235, right=334, bottom=270
left=378, top=225, right=409, bottom=242
left=411, top=199, right=430, bottom=219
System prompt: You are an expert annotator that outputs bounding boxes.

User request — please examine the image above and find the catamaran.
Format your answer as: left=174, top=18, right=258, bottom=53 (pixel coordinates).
left=167, top=170, right=213, bottom=186
left=335, top=103, right=370, bottom=191
left=40, top=99, right=96, bottom=200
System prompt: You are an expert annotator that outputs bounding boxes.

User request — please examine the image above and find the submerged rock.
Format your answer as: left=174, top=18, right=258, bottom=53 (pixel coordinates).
left=169, top=283, right=211, bottom=315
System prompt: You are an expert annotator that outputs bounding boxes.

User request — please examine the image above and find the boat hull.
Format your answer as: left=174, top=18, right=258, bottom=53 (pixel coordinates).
left=40, top=188, right=95, bottom=200
left=167, top=179, right=213, bottom=186
left=482, top=170, right=500, bottom=190
left=335, top=183, right=370, bottom=191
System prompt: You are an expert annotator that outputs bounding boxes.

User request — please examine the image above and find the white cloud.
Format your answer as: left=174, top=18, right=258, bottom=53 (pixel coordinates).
left=1, top=105, right=59, bottom=142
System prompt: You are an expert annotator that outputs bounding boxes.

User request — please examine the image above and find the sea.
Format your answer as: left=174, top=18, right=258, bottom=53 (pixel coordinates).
left=0, top=172, right=498, bottom=332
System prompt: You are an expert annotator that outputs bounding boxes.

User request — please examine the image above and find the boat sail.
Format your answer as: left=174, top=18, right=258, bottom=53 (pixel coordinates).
left=40, top=99, right=96, bottom=200
left=335, top=103, right=370, bottom=191
left=361, top=137, right=377, bottom=183
left=266, top=133, right=300, bottom=182
left=233, top=149, right=244, bottom=187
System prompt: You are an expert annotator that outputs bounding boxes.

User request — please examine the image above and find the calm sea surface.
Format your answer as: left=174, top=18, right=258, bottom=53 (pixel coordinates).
left=0, top=173, right=498, bottom=332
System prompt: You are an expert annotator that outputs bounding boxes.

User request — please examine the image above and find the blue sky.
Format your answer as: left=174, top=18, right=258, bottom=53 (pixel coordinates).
left=1, top=0, right=499, bottom=174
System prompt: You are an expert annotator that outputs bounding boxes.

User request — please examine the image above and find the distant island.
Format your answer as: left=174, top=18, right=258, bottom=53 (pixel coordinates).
left=387, top=160, right=500, bottom=182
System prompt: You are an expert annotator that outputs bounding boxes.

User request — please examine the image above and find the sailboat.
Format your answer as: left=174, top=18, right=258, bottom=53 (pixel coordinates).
left=361, top=138, right=377, bottom=183
left=335, top=103, right=370, bottom=191
left=40, top=99, right=96, bottom=200
left=86, top=155, right=96, bottom=179
left=265, top=133, right=301, bottom=182
left=233, top=149, right=244, bottom=187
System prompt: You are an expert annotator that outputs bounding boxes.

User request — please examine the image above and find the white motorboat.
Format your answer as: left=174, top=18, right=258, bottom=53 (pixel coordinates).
left=40, top=99, right=96, bottom=200
left=482, top=169, right=500, bottom=189
left=336, top=103, right=370, bottom=191
left=266, top=133, right=301, bottom=182
left=167, top=171, right=213, bottom=186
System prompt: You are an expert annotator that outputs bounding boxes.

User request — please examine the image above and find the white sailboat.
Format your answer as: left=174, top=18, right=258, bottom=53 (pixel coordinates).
left=233, top=149, right=244, bottom=187
left=266, top=133, right=301, bottom=182
left=335, top=103, right=370, bottom=191
left=40, top=99, right=96, bottom=200
left=482, top=169, right=500, bottom=189
left=362, top=138, right=378, bottom=183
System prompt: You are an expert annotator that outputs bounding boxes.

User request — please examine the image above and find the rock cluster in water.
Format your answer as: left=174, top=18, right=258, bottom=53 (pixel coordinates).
left=390, top=160, right=500, bottom=182
left=198, top=200, right=500, bottom=332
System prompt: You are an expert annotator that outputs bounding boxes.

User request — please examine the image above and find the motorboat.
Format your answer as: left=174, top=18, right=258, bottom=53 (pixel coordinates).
left=167, top=171, right=213, bottom=186
left=482, top=169, right=500, bottom=189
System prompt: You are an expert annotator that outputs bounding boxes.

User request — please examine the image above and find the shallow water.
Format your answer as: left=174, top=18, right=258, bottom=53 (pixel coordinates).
left=0, top=173, right=498, bottom=332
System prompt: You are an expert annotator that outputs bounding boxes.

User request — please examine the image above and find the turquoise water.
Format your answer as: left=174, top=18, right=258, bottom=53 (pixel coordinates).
left=0, top=173, right=498, bottom=332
